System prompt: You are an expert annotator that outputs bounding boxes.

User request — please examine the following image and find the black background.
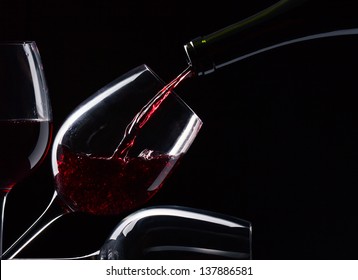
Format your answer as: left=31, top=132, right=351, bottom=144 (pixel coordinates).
left=1, top=0, right=358, bottom=259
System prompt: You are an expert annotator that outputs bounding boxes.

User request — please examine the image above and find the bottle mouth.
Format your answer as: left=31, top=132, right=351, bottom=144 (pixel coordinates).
left=183, top=41, right=194, bottom=67
left=184, top=38, right=216, bottom=76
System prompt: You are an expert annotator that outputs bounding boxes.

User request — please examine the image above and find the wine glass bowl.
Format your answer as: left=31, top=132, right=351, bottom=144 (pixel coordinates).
left=0, top=41, right=52, bottom=257
left=52, top=64, right=202, bottom=216
left=0, top=42, right=52, bottom=192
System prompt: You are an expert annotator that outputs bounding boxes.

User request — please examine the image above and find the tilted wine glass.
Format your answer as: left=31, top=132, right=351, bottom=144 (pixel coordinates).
left=70, top=205, right=252, bottom=260
left=0, top=42, right=52, bottom=258
left=2, top=64, right=202, bottom=259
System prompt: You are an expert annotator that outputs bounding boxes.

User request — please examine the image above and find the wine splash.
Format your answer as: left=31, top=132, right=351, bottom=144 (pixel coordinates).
left=55, top=67, right=194, bottom=216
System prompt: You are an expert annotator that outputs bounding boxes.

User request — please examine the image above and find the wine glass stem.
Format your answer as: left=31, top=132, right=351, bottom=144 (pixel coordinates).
left=1, top=192, right=68, bottom=259
left=0, top=191, right=9, bottom=260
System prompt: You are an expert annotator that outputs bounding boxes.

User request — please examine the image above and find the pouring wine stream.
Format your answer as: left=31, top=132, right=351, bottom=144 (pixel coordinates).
left=113, top=66, right=193, bottom=159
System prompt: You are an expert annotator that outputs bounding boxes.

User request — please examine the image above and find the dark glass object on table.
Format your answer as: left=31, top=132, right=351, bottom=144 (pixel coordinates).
left=66, top=206, right=252, bottom=260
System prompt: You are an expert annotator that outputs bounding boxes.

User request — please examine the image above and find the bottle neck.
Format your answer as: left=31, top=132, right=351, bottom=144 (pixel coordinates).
left=184, top=0, right=355, bottom=76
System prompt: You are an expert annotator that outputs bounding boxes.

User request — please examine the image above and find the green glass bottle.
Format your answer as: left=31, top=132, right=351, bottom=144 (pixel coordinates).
left=184, top=0, right=358, bottom=76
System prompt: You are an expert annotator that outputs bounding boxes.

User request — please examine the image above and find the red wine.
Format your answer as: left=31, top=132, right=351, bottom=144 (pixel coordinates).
left=0, top=119, right=53, bottom=192
left=114, top=67, right=193, bottom=158
left=55, top=146, right=181, bottom=216
left=55, top=67, right=193, bottom=216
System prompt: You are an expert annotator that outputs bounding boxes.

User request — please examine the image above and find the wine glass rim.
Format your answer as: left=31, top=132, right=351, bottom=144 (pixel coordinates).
left=142, top=64, right=165, bottom=84
left=0, top=40, right=36, bottom=46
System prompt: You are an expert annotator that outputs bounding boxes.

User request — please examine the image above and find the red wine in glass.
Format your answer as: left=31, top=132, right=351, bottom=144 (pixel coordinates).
left=0, top=120, right=53, bottom=193
left=55, top=146, right=182, bottom=216
left=54, top=67, right=193, bottom=216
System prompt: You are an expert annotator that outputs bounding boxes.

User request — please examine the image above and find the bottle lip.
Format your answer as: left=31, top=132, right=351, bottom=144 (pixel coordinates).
left=183, top=41, right=195, bottom=67
left=183, top=38, right=216, bottom=76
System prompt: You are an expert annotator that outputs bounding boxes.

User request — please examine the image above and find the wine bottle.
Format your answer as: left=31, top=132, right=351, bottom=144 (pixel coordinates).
left=184, top=0, right=358, bottom=76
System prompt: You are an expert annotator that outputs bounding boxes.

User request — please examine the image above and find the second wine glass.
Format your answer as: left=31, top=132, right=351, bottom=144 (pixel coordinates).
left=0, top=41, right=52, bottom=259
left=2, top=64, right=202, bottom=259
